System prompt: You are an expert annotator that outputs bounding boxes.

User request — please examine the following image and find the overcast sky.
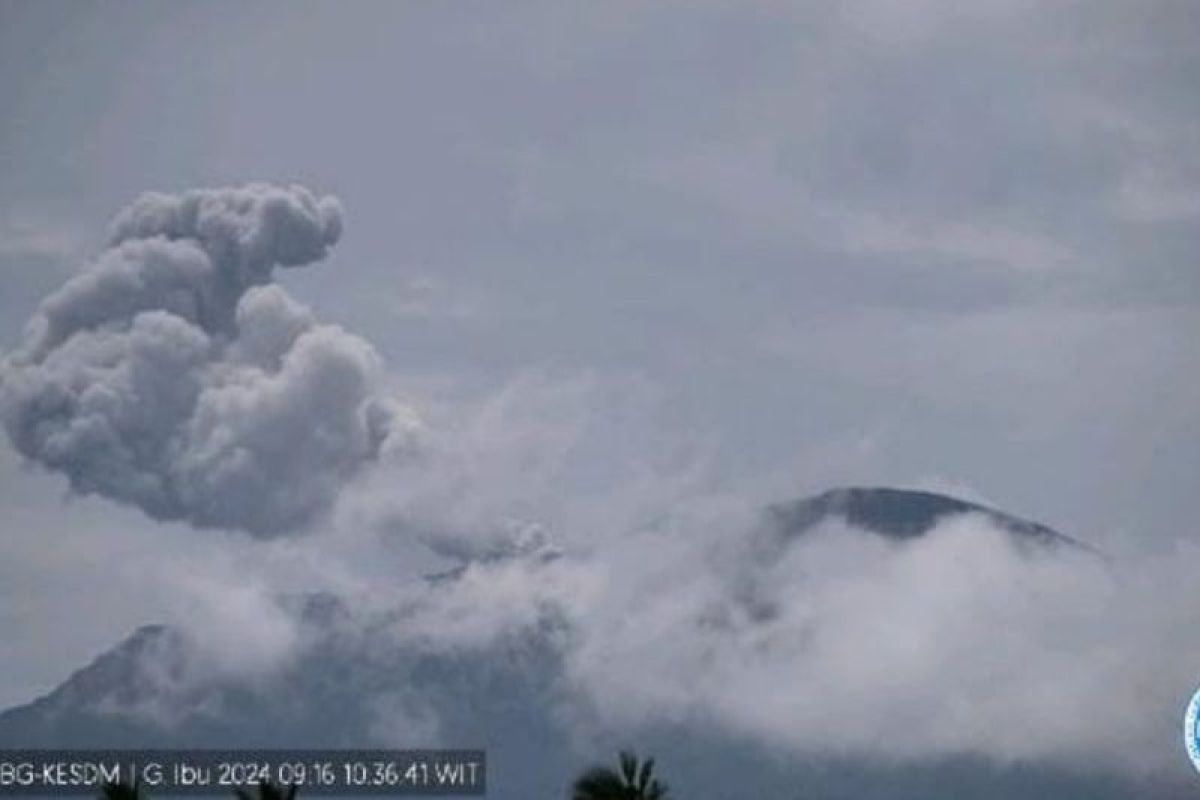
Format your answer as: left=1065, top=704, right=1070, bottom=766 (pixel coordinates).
left=0, top=0, right=1198, bottom=721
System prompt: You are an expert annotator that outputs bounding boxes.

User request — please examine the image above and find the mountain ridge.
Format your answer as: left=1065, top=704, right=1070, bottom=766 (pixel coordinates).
left=2, top=487, right=1158, bottom=799
left=768, top=486, right=1084, bottom=549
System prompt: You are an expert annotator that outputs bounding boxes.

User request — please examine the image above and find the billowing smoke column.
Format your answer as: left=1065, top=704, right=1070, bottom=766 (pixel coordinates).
left=0, top=184, right=413, bottom=535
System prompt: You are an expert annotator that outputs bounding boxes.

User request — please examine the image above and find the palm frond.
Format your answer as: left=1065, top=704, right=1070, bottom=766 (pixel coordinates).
left=570, top=752, right=668, bottom=799
left=571, top=766, right=626, bottom=800
left=101, top=780, right=143, bottom=800
left=619, top=751, right=638, bottom=785
left=637, top=758, right=654, bottom=792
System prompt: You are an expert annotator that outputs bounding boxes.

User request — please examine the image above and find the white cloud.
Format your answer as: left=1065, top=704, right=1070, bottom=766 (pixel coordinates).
left=307, top=375, right=1200, bottom=773
left=560, top=516, right=1200, bottom=768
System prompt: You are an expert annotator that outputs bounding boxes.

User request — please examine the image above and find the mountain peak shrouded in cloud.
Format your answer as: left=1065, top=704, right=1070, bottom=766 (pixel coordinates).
left=0, top=487, right=1194, bottom=798
left=0, top=184, right=415, bottom=535
left=768, top=486, right=1081, bottom=548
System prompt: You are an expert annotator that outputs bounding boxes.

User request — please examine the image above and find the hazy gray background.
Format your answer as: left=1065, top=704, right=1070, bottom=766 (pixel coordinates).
left=0, top=0, right=1197, bottom=736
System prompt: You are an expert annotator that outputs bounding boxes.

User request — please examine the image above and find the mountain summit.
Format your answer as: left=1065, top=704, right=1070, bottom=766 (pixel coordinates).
left=768, top=486, right=1082, bottom=549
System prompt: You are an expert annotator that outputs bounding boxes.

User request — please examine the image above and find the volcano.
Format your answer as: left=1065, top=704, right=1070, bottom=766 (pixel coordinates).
left=1, top=488, right=1174, bottom=799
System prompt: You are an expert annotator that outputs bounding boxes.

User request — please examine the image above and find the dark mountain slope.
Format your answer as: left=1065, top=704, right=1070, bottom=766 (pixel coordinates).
left=768, top=486, right=1086, bottom=550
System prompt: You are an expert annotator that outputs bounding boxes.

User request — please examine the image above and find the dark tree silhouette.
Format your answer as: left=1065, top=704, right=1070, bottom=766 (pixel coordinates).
left=100, top=780, right=145, bottom=800
left=571, top=751, right=668, bottom=800
left=234, top=779, right=298, bottom=800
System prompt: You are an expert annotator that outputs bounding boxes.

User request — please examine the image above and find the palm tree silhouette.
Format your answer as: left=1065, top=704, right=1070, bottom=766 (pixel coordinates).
left=571, top=750, right=668, bottom=800
left=100, top=780, right=145, bottom=800
left=233, top=779, right=298, bottom=800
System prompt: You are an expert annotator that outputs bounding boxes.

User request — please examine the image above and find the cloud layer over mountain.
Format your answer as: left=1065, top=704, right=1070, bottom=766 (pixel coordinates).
left=341, top=441, right=1200, bottom=773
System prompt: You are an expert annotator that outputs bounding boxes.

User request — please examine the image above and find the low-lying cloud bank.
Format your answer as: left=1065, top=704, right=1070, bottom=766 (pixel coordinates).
left=563, top=518, right=1198, bottom=769
left=0, top=184, right=414, bottom=534
left=320, top=371, right=1199, bottom=777
left=351, top=468, right=1199, bottom=773
left=297, top=374, right=1199, bottom=775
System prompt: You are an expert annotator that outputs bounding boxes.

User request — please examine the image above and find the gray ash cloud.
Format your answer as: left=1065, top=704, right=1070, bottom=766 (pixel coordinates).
left=1, top=184, right=413, bottom=535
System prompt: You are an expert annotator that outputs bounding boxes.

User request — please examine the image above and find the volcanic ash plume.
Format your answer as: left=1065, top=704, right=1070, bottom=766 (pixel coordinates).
left=0, top=184, right=414, bottom=535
